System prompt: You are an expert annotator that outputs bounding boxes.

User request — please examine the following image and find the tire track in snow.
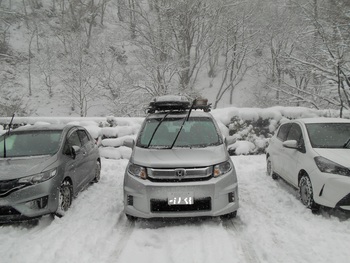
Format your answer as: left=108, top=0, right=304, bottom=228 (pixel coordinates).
left=222, top=217, right=261, bottom=263
left=107, top=212, right=135, bottom=262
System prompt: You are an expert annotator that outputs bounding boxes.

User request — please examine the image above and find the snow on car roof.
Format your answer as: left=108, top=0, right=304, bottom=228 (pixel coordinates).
left=147, top=109, right=212, bottom=119
left=297, top=117, right=350, bottom=124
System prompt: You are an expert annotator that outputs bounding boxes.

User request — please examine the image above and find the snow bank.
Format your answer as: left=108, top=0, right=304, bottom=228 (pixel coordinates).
left=0, top=106, right=348, bottom=156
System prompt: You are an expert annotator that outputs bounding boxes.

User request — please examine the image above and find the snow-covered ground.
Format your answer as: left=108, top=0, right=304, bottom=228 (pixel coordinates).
left=1, top=155, right=350, bottom=263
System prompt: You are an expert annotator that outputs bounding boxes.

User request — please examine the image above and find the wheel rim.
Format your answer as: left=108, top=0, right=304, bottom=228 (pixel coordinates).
left=59, top=183, right=71, bottom=211
left=300, top=183, right=309, bottom=206
left=95, top=162, right=101, bottom=181
left=299, top=177, right=312, bottom=207
left=267, top=159, right=272, bottom=176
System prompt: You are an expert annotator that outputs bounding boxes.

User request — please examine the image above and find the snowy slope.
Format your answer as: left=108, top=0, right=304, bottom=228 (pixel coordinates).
left=1, top=155, right=350, bottom=263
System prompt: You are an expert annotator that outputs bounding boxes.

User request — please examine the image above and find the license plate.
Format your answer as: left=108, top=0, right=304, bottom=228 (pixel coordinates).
left=168, top=192, right=194, bottom=205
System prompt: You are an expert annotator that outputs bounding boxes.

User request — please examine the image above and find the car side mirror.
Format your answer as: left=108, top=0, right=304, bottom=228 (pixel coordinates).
left=123, top=139, right=135, bottom=148
left=71, top=145, right=81, bottom=159
left=283, top=140, right=298, bottom=149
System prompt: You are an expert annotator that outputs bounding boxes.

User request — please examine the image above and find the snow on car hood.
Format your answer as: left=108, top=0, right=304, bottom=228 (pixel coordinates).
left=131, top=145, right=228, bottom=168
left=0, top=155, right=54, bottom=180
left=313, top=148, right=350, bottom=168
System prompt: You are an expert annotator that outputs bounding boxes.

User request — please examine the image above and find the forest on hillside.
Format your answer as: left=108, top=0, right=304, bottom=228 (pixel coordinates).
left=0, top=0, right=349, bottom=117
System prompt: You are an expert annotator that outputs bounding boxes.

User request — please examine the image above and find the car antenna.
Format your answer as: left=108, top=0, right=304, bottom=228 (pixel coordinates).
left=3, top=113, right=15, bottom=158
left=169, top=99, right=196, bottom=149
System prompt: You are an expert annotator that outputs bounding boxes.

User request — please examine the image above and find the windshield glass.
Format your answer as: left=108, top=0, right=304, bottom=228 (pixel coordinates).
left=137, top=117, right=221, bottom=148
left=0, top=130, right=62, bottom=157
left=306, top=123, right=350, bottom=148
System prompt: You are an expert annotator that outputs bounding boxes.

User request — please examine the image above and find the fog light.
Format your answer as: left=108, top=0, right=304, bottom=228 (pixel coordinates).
left=228, top=192, right=235, bottom=203
left=25, top=196, right=49, bottom=210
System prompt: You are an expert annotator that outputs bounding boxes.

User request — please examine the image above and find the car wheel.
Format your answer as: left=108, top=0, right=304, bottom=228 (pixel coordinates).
left=93, top=160, right=101, bottom=183
left=220, top=211, right=237, bottom=220
left=126, top=214, right=137, bottom=221
left=55, top=180, right=73, bottom=218
left=299, top=175, right=319, bottom=211
left=267, top=156, right=279, bottom=180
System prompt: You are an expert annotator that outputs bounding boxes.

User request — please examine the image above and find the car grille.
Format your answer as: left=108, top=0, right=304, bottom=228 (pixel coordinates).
left=0, top=179, right=26, bottom=197
left=147, top=167, right=212, bottom=182
left=150, top=197, right=211, bottom=212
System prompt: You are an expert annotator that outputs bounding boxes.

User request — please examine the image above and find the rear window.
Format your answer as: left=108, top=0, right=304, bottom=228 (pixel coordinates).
left=137, top=117, right=221, bottom=148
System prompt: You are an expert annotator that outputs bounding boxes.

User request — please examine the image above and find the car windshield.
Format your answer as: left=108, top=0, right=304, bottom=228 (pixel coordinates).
left=0, top=130, right=62, bottom=157
left=306, top=123, right=350, bottom=148
left=137, top=117, right=221, bottom=148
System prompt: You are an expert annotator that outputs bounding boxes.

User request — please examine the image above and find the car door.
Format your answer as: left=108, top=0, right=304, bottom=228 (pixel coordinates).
left=270, top=123, right=292, bottom=177
left=77, top=129, right=96, bottom=184
left=63, top=129, right=86, bottom=192
left=282, top=123, right=306, bottom=187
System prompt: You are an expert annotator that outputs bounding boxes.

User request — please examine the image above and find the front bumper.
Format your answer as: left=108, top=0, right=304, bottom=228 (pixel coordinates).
left=123, top=171, right=239, bottom=219
left=0, top=178, right=60, bottom=223
left=311, top=171, right=350, bottom=210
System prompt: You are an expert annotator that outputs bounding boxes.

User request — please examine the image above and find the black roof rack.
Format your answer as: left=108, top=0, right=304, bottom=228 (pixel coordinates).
left=147, top=96, right=211, bottom=113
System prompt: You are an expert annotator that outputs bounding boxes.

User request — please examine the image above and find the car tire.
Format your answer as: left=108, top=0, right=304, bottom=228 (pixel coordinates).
left=55, top=180, right=73, bottom=218
left=299, top=175, right=319, bottom=211
left=126, top=214, right=137, bottom=221
left=267, top=156, right=279, bottom=180
left=220, top=211, right=237, bottom=220
left=93, top=160, right=101, bottom=183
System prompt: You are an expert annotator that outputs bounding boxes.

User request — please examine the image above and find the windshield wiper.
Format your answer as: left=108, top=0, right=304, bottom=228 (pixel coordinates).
left=168, top=100, right=195, bottom=149
left=146, top=111, right=173, bottom=148
left=343, top=137, right=350, bottom=148
left=3, top=114, right=15, bottom=158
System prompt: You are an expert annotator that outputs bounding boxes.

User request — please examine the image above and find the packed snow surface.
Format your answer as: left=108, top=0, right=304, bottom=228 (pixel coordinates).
left=1, top=155, right=350, bottom=263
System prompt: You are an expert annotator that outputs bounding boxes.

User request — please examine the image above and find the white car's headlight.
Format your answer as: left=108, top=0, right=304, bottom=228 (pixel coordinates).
left=18, top=169, right=57, bottom=185
left=127, top=163, right=147, bottom=179
left=213, top=160, right=232, bottom=177
left=314, top=156, right=350, bottom=176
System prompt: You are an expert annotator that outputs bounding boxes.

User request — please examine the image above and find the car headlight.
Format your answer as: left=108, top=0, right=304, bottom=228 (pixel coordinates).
left=127, top=163, right=147, bottom=179
left=18, top=168, right=58, bottom=185
left=314, top=156, right=350, bottom=176
left=213, top=160, right=232, bottom=177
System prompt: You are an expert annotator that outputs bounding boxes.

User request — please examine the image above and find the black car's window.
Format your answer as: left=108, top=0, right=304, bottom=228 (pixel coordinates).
left=137, top=117, right=221, bottom=148
left=77, top=130, right=90, bottom=146
left=287, top=124, right=303, bottom=142
left=277, top=123, right=292, bottom=142
left=0, top=130, right=62, bottom=157
left=306, top=123, right=350, bottom=148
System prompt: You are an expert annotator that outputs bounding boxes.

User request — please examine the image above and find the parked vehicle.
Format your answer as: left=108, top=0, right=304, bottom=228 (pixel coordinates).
left=123, top=95, right=239, bottom=220
left=266, top=118, right=350, bottom=211
left=0, top=124, right=101, bottom=222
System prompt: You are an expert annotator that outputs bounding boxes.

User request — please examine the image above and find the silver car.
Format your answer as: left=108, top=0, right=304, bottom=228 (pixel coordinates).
left=0, top=124, right=101, bottom=222
left=123, top=96, right=239, bottom=220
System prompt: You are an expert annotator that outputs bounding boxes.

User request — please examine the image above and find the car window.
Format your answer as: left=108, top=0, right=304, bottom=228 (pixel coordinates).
left=306, top=123, right=350, bottom=148
left=0, top=130, right=62, bottom=157
left=77, top=130, right=90, bottom=146
left=137, top=117, right=221, bottom=148
left=287, top=124, right=303, bottom=142
left=276, top=123, right=292, bottom=142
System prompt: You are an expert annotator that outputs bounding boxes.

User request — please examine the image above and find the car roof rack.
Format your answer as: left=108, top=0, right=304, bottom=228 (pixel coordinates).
left=147, top=95, right=211, bottom=113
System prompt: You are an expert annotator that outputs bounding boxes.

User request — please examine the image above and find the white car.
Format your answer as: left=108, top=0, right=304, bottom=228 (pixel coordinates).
left=266, top=118, right=350, bottom=211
